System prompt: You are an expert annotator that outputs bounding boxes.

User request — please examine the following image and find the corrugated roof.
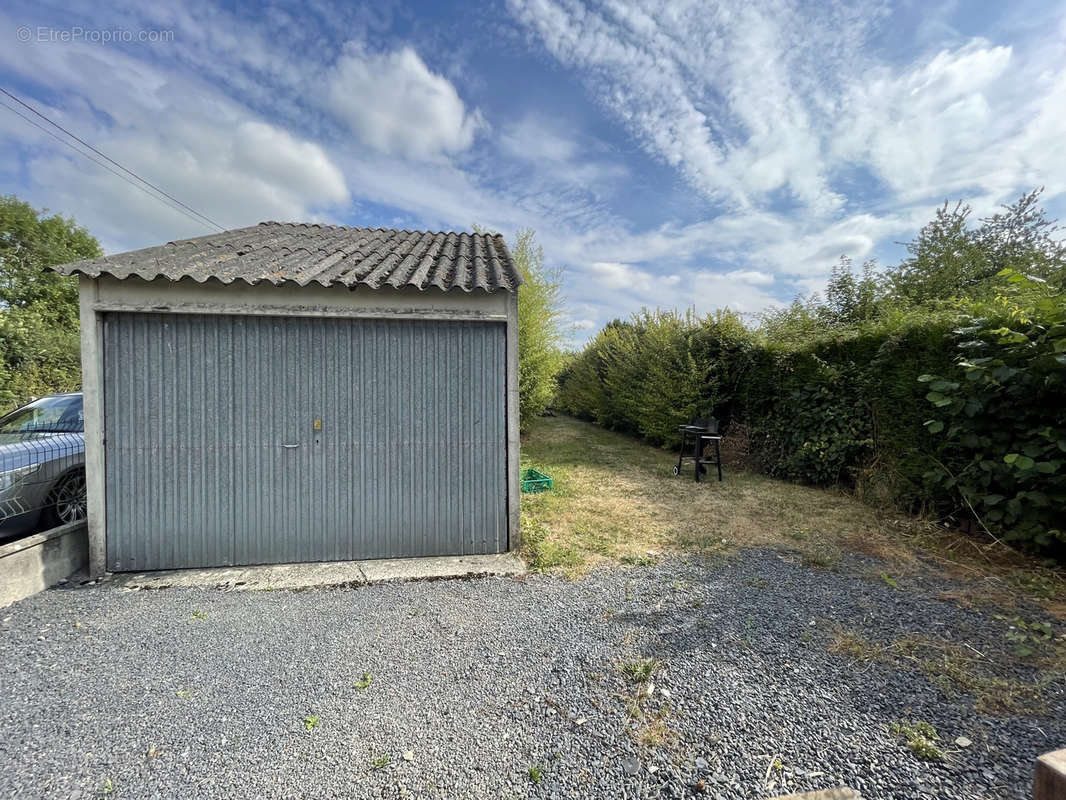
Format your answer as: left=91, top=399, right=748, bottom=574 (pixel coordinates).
left=52, top=222, right=522, bottom=293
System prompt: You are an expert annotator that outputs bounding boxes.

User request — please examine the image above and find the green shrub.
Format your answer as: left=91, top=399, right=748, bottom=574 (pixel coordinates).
left=511, top=229, right=565, bottom=430
left=919, top=271, right=1066, bottom=552
left=556, top=309, right=754, bottom=448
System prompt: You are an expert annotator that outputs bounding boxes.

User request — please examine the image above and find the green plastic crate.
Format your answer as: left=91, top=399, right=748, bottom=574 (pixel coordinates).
left=520, top=467, right=553, bottom=493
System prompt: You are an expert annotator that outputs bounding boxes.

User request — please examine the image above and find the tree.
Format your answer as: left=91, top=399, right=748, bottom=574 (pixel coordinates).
left=888, top=188, right=1066, bottom=304
left=510, top=228, right=566, bottom=429
left=823, top=256, right=882, bottom=327
left=0, top=196, right=100, bottom=411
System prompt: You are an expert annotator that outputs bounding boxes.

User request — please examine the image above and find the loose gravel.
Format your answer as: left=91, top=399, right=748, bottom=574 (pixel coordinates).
left=1, top=549, right=1062, bottom=799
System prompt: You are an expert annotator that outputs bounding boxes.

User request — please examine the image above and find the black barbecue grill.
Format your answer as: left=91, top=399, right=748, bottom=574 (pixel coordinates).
left=673, top=417, right=722, bottom=482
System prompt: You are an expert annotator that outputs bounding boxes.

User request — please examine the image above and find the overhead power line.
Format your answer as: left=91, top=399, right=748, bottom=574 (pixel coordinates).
left=0, top=99, right=218, bottom=233
left=0, top=87, right=226, bottom=233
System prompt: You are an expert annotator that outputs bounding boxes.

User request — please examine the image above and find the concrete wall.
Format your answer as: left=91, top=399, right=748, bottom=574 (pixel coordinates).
left=0, top=521, right=88, bottom=607
left=79, top=275, right=518, bottom=577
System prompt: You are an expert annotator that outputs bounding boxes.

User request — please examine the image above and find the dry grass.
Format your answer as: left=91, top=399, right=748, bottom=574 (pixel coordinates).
left=520, top=416, right=1066, bottom=618
left=521, top=415, right=887, bottom=568
left=633, top=708, right=679, bottom=749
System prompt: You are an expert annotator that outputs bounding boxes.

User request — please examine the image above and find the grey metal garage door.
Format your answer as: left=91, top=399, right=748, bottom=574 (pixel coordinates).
left=102, top=313, right=508, bottom=571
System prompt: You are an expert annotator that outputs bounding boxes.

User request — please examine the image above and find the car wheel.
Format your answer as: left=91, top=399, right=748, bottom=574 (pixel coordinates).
left=41, top=469, right=87, bottom=529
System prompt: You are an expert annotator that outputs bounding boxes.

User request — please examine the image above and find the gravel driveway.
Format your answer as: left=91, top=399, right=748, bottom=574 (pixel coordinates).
left=1, top=550, right=1061, bottom=799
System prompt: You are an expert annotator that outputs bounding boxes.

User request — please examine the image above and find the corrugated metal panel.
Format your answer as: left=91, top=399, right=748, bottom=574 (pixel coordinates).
left=53, top=223, right=522, bottom=293
left=103, top=313, right=507, bottom=571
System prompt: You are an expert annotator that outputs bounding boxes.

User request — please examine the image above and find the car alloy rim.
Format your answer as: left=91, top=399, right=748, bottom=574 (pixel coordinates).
left=55, top=473, right=87, bottom=524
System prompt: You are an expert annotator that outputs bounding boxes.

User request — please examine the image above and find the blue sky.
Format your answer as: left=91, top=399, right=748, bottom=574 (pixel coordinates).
left=2, top=0, right=1065, bottom=341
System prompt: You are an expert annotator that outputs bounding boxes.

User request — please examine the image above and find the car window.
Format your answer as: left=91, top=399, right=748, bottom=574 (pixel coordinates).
left=0, top=395, right=83, bottom=433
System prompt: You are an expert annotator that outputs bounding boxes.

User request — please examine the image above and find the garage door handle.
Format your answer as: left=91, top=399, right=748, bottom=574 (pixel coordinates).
left=280, top=443, right=300, bottom=449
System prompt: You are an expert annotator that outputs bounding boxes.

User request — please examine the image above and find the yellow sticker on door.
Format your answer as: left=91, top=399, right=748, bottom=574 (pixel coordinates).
left=313, top=418, right=322, bottom=430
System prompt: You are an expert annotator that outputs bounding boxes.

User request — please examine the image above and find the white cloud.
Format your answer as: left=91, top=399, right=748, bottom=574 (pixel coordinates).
left=0, top=20, right=350, bottom=250
left=564, top=258, right=785, bottom=335
left=725, top=270, right=774, bottom=286
left=505, top=0, right=864, bottom=215
left=21, top=116, right=349, bottom=251
left=327, top=44, right=484, bottom=160
left=832, top=42, right=1019, bottom=201
left=588, top=261, right=670, bottom=292
left=0, top=17, right=349, bottom=251
left=499, top=116, right=578, bottom=163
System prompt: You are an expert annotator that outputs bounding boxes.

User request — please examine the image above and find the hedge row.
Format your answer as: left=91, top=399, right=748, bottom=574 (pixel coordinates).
left=556, top=276, right=1065, bottom=554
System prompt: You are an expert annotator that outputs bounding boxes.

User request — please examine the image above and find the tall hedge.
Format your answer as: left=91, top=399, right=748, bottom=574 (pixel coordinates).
left=740, top=312, right=959, bottom=505
left=557, top=309, right=754, bottom=447
left=556, top=287, right=1065, bottom=555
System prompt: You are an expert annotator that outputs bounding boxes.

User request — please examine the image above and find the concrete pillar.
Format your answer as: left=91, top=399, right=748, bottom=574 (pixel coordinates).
left=78, top=277, right=107, bottom=578
left=506, top=290, right=520, bottom=552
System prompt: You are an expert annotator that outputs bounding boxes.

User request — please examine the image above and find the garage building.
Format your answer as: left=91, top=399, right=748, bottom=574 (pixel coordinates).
left=55, top=222, right=522, bottom=577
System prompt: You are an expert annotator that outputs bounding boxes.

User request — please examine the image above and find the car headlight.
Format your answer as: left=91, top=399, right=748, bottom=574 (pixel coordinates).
left=0, top=464, right=40, bottom=493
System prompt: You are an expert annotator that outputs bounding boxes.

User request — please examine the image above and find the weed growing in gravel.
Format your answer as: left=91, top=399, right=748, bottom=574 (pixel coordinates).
left=620, top=554, right=656, bottom=566
left=175, top=688, right=190, bottom=698
left=304, top=715, right=320, bottom=731
left=800, top=542, right=841, bottom=570
left=891, top=720, right=943, bottom=760
left=880, top=573, right=900, bottom=589
left=620, top=658, right=658, bottom=683
left=191, top=610, right=207, bottom=620
left=602, top=607, right=617, bottom=621
left=100, top=777, right=114, bottom=795
left=1001, top=616, right=1054, bottom=658
left=371, top=755, right=391, bottom=770
left=354, top=672, right=373, bottom=691
left=830, top=631, right=885, bottom=663
left=634, top=707, right=679, bottom=749
left=830, top=628, right=1059, bottom=715
left=895, top=634, right=1055, bottom=715
left=527, top=765, right=543, bottom=784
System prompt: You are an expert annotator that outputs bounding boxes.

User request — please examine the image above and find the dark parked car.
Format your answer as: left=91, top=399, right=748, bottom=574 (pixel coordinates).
left=0, top=393, right=86, bottom=539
